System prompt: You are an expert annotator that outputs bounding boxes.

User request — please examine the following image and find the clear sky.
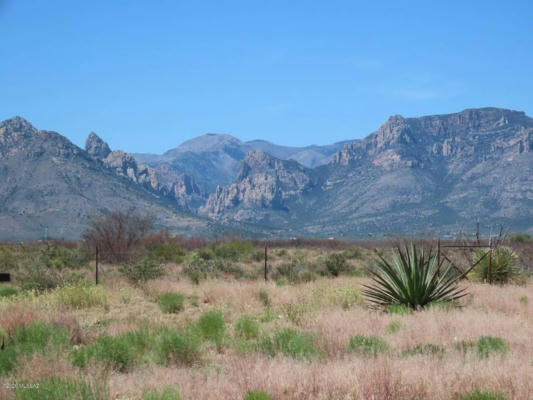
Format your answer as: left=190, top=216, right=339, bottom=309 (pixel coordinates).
left=1, top=1, right=532, bottom=153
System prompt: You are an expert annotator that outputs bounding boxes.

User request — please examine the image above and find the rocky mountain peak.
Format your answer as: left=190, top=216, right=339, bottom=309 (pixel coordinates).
left=85, top=132, right=111, bottom=159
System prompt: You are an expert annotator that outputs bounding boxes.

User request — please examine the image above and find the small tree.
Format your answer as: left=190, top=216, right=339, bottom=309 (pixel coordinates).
left=83, top=209, right=154, bottom=263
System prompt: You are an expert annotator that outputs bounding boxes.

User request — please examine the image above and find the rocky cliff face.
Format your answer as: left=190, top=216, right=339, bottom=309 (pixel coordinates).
left=0, top=117, right=210, bottom=240
left=203, top=150, right=313, bottom=222
left=206, top=108, right=533, bottom=235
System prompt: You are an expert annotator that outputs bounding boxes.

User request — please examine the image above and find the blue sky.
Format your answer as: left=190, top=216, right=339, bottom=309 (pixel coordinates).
left=1, top=1, right=532, bottom=153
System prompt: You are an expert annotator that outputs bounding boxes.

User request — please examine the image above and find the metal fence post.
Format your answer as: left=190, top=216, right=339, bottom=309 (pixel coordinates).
left=264, top=245, right=268, bottom=282
left=95, top=245, right=99, bottom=285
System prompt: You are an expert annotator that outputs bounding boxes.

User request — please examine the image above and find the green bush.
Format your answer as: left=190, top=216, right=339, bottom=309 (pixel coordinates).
left=472, top=247, right=522, bottom=284
left=214, top=241, right=252, bottom=260
left=460, top=389, right=508, bottom=400
left=15, top=377, right=109, bottom=400
left=235, top=316, right=259, bottom=340
left=72, top=329, right=151, bottom=372
left=16, top=261, right=84, bottom=292
left=1, top=322, right=71, bottom=375
left=325, top=253, right=347, bottom=277
left=158, top=292, right=185, bottom=314
left=245, top=391, right=274, bottom=400
left=0, top=287, right=18, bottom=298
left=0, top=245, right=17, bottom=271
left=53, top=284, right=107, bottom=309
left=153, top=327, right=201, bottom=366
left=276, top=279, right=289, bottom=287
left=145, top=242, right=186, bottom=264
left=344, top=246, right=363, bottom=259
left=259, top=328, right=321, bottom=360
left=197, top=311, right=226, bottom=348
left=197, top=247, right=216, bottom=260
left=119, top=258, right=165, bottom=284
left=143, top=386, right=181, bottom=400
left=403, top=344, right=445, bottom=358
left=476, top=336, right=507, bottom=359
left=347, top=335, right=389, bottom=356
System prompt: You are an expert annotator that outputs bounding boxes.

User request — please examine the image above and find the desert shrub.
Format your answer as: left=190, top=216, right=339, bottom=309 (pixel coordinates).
left=153, top=327, right=201, bottom=366
left=15, top=376, right=109, bottom=400
left=0, top=287, right=18, bottom=298
left=276, top=278, right=289, bottom=287
left=197, top=247, right=216, bottom=260
left=245, top=391, right=273, bottom=400
left=158, top=292, right=185, bottom=314
left=52, top=284, right=107, bottom=310
left=472, top=247, right=523, bottom=284
left=72, top=329, right=151, bottom=372
left=403, top=343, right=445, bottom=358
left=256, top=289, right=270, bottom=307
left=347, top=335, right=389, bottom=356
left=119, top=258, right=165, bottom=284
left=0, top=245, right=17, bottom=271
left=273, top=262, right=321, bottom=284
left=386, top=320, right=401, bottom=334
left=344, top=246, right=363, bottom=259
left=183, top=255, right=218, bottom=284
left=36, top=242, right=91, bottom=270
left=282, top=302, right=309, bottom=325
left=83, top=209, right=154, bottom=263
left=363, top=244, right=466, bottom=309
left=235, top=316, right=259, bottom=340
left=507, top=233, right=532, bottom=243
left=259, top=328, right=321, bottom=360
left=476, top=336, right=507, bottom=359
left=143, top=386, right=181, bottom=400
left=144, top=242, right=186, bottom=264
left=325, top=253, right=347, bottom=277
left=214, top=241, right=252, bottom=260
left=251, top=250, right=265, bottom=262
left=197, top=311, right=226, bottom=348
left=15, top=257, right=85, bottom=292
left=0, top=322, right=71, bottom=375
left=460, top=389, right=508, bottom=400
left=274, top=249, right=287, bottom=257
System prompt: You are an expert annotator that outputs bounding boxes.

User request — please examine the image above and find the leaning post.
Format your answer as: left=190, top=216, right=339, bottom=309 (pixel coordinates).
left=264, top=244, right=268, bottom=282
left=95, top=245, right=99, bottom=285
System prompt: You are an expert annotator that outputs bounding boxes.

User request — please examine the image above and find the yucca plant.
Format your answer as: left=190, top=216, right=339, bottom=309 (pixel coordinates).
left=362, top=244, right=467, bottom=310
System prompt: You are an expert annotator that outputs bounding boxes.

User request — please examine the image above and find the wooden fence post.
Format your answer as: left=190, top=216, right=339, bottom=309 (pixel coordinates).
left=487, top=239, right=492, bottom=284
left=95, top=245, right=99, bottom=285
left=264, top=245, right=268, bottom=282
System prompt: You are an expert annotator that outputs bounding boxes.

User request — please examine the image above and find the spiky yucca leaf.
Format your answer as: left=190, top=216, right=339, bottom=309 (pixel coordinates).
left=362, top=244, right=467, bottom=310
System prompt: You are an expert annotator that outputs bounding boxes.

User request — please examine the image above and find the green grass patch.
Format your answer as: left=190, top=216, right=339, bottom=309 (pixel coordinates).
left=143, top=386, right=181, bottom=400
left=197, top=310, right=226, bottom=349
left=245, top=391, right=274, bottom=400
left=0, top=287, right=18, bottom=298
left=153, top=326, right=202, bottom=367
left=386, top=304, right=411, bottom=315
left=403, top=343, right=445, bottom=358
left=0, top=322, right=71, bottom=375
left=157, top=292, right=185, bottom=314
left=235, top=316, right=259, bottom=340
left=72, top=328, right=151, bottom=372
left=460, top=389, right=508, bottom=400
left=347, top=335, right=389, bottom=356
left=259, top=328, right=322, bottom=360
left=476, top=336, right=508, bottom=359
left=386, top=320, right=401, bottom=334
left=52, top=284, right=107, bottom=309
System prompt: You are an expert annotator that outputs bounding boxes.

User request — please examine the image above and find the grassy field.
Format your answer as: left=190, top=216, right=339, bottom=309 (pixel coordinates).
left=0, top=241, right=531, bottom=400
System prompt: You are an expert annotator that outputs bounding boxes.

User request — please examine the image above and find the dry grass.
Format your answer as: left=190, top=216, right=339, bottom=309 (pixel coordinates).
left=1, top=249, right=531, bottom=400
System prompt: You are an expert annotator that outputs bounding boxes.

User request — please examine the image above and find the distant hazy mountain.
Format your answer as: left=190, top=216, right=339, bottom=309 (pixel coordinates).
left=0, top=117, right=211, bottom=240
left=205, top=108, right=533, bottom=236
left=133, top=135, right=348, bottom=194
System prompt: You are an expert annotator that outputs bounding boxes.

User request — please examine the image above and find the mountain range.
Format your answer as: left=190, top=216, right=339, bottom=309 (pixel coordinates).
left=1, top=107, right=531, bottom=240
